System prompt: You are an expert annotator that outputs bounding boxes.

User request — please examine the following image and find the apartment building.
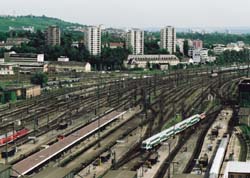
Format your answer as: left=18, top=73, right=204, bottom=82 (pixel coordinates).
left=126, top=29, right=144, bottom=55
left=160, top=26, right=176, bottom=54
left=84, top=26, right=102, bottom=56
left=45, top=25, right=61, bottom=46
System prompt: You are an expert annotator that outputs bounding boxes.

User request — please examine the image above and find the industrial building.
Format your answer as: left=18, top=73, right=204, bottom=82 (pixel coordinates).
left=238, top=78, right=250, bottom=126
left=3, top=52, right=47, bottom=73
left=125, top=54, right=180, bottom=70
left=4, top=52, right=44, bottom=63
left=0, top=84, right=41, bottom=104
left=223, top=161, right=250, bottom=178
left=239, top=78, right=250, bottom=107
left=126, top=29, right=144, bottom=55
left=48, top=61, right=91, bottom=73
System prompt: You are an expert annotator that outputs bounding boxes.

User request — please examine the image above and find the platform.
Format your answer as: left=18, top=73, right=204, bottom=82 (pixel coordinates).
left=12, top=110, right=126, bottom=177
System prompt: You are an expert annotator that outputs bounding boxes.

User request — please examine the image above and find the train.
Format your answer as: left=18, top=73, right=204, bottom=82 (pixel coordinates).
left=0, top=128, right=29, bottom=146
left=209, top=135, right=229, bottom=178
left=141, top=113, right=206, bottom=150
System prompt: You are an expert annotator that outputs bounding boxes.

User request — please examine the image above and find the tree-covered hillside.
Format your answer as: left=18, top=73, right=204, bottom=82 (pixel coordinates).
left=0, top=15, right=85, bottom=32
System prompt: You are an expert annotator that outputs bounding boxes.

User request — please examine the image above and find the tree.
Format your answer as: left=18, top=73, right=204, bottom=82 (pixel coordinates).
left=30, top=73, right=48, bottom=87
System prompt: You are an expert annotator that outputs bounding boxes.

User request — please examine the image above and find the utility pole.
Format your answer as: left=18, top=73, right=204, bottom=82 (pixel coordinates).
left=5, top=129, right=8, bottom=164
left=248, top=50, right=250, bottom=78
left=97, top=76, right=101, bottom=148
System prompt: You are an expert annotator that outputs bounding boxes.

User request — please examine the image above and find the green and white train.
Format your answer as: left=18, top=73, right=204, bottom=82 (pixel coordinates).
left=141, top=113, right=206, bottom=150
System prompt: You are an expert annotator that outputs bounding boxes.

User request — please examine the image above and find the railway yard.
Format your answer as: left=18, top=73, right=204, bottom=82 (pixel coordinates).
left=0, top=67, right=250, bottom=178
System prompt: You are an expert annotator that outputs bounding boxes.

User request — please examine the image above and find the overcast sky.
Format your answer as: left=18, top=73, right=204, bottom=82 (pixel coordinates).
left=0, top=0, right=249, bottom=28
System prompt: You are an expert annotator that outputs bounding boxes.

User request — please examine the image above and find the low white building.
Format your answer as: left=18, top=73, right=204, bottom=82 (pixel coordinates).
left=192, top=48, right=209, bottom=63
left=126, top=54, right=180, bottom=70
left=223, top=161, right=250, bottom=178
left=213, top=44, right=226, bottom=55
left=58, top=56, right=69, bottom=62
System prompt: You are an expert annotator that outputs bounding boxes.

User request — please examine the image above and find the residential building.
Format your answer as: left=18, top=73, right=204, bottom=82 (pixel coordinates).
left=84, top=26, right=101, bottom=56
left=237, top=41, right=245, bottom=48
left=160, top=26, right=176, bottom=54
left=125, top=54, right=179, bottom=70
left=9, top=26, right=34, bottom=33
left=126, top=29, right=144, bottom=55
left=176, top=39, right=185, bottom=53
left=213, top=44, right=226, bottom=55
left=45, top=26, right=61, bottom=46
left=109, top=42, right=124, bottom=49
left=6, top=38, right=30, bottom=46
left=0, top=43, right=13, bottom=50
left=223, top=161, right=250, bottom=178
left=193, top=40, right=203, bottom=49
left=192, top=48, right=209, bottom=63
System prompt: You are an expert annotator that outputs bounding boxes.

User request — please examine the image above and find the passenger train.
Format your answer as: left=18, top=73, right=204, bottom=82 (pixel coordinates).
left=141, top=113, right=206, bottom=150
left=0, top=128, right=29, bottom=146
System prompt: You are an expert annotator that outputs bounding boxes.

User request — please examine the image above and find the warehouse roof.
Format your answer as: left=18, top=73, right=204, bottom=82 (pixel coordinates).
left=224, top=161, right=250, bottom=174
left=102, top=170, right=137, bottom=178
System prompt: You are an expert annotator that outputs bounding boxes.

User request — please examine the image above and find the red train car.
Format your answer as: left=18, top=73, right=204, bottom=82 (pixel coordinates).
left=0, top=128, right=29, bottom=146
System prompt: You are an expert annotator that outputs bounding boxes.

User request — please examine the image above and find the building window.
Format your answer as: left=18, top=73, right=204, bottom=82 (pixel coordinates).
left=229, top=175, right=234, bottom=178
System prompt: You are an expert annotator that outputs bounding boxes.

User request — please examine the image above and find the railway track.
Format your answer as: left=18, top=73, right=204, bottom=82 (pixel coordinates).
left=0, top=69, right=245, bottom=177
left=108, top=74, right=241, bottom=176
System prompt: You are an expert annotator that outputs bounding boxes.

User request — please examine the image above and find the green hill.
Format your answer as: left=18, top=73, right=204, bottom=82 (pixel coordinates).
left=0, top=15, right=85, bottom=32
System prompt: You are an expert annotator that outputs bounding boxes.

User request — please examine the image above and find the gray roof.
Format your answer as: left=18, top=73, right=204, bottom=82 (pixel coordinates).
left=224, top=161, right=250, bottom=174
left=102, top=170, right=137, bottom=178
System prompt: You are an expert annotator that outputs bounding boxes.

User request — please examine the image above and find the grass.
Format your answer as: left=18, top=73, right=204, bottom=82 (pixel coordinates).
left=0, top=15, right=85, bottom=32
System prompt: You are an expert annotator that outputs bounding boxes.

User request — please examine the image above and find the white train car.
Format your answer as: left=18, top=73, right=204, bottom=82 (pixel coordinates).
left=141, top=113, right=206, bottom=150
left=209, top=135, right=229, bottom=178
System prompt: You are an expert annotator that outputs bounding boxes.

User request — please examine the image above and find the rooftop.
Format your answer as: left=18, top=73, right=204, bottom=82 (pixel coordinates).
left=224, top=161, right=250, bottom=174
